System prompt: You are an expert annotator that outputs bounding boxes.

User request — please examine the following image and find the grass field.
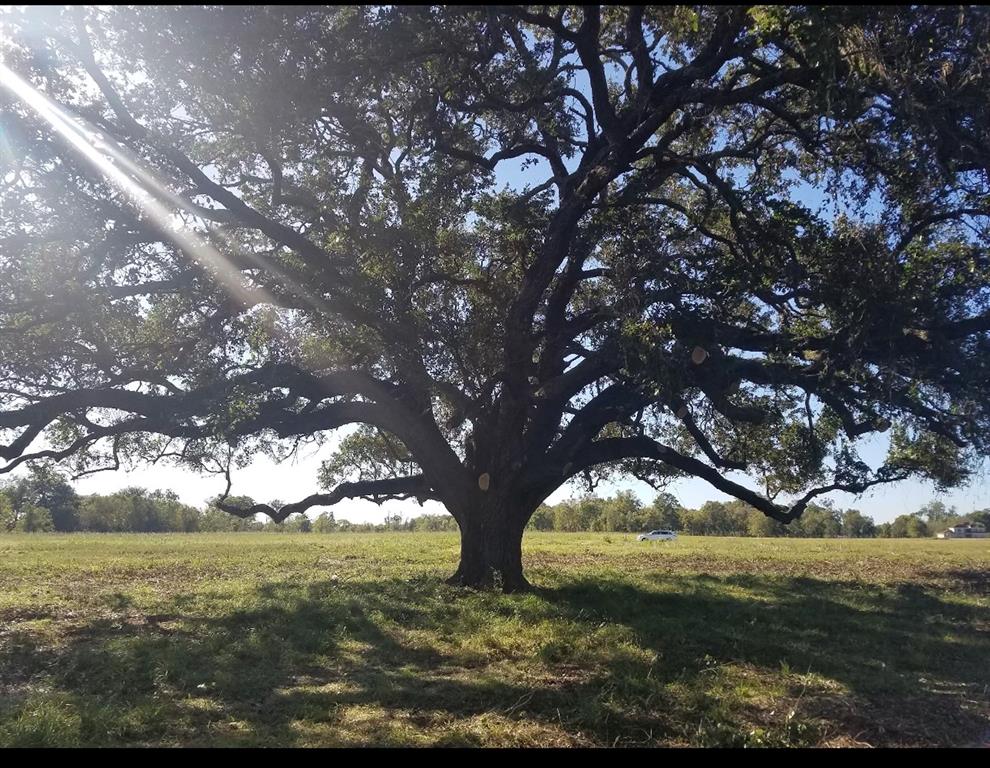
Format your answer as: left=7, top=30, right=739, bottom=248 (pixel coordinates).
left=0, top=532, right=988, bottom=747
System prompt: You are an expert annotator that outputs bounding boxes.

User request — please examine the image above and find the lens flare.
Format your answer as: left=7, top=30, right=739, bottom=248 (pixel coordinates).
left=0, top=60, right=272, bottom=308
left=2, top=61, right=351, bottom=330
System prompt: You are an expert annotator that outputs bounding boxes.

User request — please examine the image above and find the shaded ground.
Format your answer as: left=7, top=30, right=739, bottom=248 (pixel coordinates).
left=0, top=533, right=987, bottom=746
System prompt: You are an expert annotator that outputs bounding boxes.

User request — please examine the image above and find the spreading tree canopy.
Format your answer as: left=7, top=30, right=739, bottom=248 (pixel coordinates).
left=1, top=6, right=989, bottom=589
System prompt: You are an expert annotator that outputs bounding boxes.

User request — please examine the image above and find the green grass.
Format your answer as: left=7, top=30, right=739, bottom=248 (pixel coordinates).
left=0, top=533, right=988, bottom=747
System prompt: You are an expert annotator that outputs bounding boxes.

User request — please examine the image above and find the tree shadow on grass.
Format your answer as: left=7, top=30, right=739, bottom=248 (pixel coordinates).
left=0, top=572, right=987, bottom=746
left=939, top=568, right=990, bottom=595
left=539, top=573, right=990, bottom=746
left=0, top=578, right=569, bottom=746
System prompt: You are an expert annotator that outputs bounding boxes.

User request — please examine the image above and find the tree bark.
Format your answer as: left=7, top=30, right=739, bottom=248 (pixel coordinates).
left=446, top=498, right=531, bottom=592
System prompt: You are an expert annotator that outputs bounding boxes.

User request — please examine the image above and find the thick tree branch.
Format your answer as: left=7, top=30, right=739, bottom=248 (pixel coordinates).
left=217, top=474, right=435, bottom=523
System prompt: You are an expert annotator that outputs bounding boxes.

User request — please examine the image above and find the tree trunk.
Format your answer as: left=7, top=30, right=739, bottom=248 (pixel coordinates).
left=446, top=500, right=531, bottom=592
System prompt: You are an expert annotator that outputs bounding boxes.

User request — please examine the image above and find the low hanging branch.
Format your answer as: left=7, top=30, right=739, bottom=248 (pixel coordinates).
left=216, top=474, right=437, bottom=524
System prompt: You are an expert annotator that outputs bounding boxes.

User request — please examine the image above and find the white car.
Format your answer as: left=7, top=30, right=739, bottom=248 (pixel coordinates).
left=637, top=529, right=677, bottom=542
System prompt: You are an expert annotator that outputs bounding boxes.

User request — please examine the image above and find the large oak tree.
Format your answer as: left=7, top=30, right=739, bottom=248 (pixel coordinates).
left=1, top=6, right=989, bottom=590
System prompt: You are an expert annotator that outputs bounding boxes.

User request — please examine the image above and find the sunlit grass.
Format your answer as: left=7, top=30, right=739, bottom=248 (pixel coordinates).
left=0, top=533, right=988, bottom=746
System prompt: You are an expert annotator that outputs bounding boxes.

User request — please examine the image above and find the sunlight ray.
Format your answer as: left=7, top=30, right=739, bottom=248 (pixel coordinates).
left=0, top=61, right=273, bottom=309
left=25, top=60, right=356, bottom=332
left=76, top=121, right=342, bottom=325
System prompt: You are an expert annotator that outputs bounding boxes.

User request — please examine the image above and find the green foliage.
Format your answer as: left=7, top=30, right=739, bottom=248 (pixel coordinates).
left=15, top=504, right=54, bottom=533
left=886, top=426, right=974, bottom=491
left=1, top=467, right=79, bottom=532
left=841, top=509, right=876, bottom=538
left=79, top=488, right=201, bottom=533
left=199, top=505, right=263, bottom=533
left=791, top=504, right=842, bottom=539
left=312, top=511, right=337, bottom=533
left=318, top=427, right=416, bottom=491
left=888, top=514, right=930, bottom=539
left=0, top=491, right=14, bottom=532
left=282, top=514, right=312, bottom=533
left=406, top=513, right=459, bottom=532
left=645, top=492, right=683, bottom=531
left=530, top=493, right=892, bottom=539
left=747, top=511, right=788, bottom=538
left=915, top=500, right=955, bottom=524
left=527, top=504, right=555, bottom=532
left=681, top=501, right=748, bottom=536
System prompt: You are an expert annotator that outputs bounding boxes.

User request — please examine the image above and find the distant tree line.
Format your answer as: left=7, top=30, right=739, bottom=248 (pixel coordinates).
left=530, top=493, right=990, bottom=538
left=1, top=467, right=986, bottom=538
left=0, top=466, right=461, bottom=534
